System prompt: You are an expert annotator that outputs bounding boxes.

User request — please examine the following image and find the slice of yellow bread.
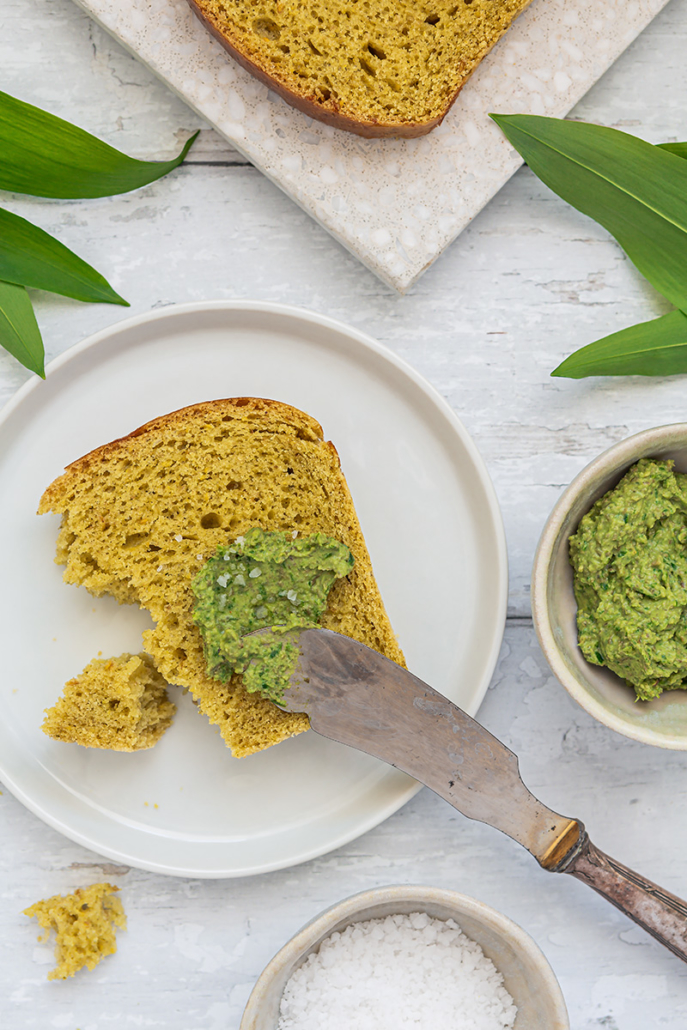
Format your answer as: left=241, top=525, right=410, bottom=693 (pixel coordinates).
left=39, top=398, right=404, bottom=757
left=186, top=0, right=534, bottom=137
left=42, top=653, right=176, bottom=751
left=24, top=883, right=126, bottom=980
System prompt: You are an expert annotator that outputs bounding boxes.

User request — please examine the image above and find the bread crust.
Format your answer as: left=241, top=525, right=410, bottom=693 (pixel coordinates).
left=40, top=397, right=325, bottom=511
left=186, top=0, right=451, bottom=139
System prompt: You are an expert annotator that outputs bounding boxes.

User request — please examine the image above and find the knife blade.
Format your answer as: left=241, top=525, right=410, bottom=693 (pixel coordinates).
left=270, top=627, right=687, bottom=963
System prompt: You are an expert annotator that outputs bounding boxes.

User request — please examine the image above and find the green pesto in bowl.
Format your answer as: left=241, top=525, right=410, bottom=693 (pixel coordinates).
left=570, top=458, right=687, bottom=701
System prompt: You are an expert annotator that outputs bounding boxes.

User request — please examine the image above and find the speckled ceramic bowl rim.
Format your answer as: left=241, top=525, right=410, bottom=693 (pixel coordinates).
left=239, top=884, right=569, bottom=1029
left=532, top=423, right=687, bottom=749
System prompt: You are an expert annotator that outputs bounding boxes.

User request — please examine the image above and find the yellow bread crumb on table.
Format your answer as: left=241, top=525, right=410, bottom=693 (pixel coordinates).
left=42, top=653, right=176, bottom=751
left=39, top=398, right=404, bottom=757
left=24, top=883, right=126, bottom=981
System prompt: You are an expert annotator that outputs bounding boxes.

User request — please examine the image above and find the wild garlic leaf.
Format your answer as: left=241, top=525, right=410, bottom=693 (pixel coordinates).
left=0, top=208, right=127, bottom=306
left=657, top=142, right=687, bottom=160
left=0, top=90, right=199, bottom=199
left=552, top=309, right=687, bottom=378
left=490, top=114, right=687, bottom=312
left=0, top=279, right=45, bottom=377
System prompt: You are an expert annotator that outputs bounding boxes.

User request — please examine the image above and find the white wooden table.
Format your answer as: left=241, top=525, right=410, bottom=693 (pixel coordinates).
left=4, top=1, right=687, bottom=1026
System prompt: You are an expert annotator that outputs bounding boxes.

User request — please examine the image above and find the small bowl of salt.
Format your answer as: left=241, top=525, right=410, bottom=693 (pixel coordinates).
left=240, top=885, right=568, bottom=1030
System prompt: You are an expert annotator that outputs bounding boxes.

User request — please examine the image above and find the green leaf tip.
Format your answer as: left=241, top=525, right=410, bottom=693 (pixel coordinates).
left=0, top=208, right=128, bottom=307
left=552, top=309, right=687, bottom=379
left=0, top=90, right=200, bottom=199
left=178, top=129, right=201, bottom=161
left=0, top=279, right=45, bottom=377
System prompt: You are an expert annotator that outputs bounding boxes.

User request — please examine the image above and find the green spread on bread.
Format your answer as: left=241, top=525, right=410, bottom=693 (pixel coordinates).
left=192, top=528, right=353, bottom=704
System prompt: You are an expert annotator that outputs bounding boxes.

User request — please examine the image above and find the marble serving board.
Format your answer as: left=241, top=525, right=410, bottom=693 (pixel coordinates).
left=71, top=0, right=669, bottom=291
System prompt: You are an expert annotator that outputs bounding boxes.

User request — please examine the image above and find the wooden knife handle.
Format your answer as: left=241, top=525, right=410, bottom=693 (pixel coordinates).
left=563, top=833, right=687, bottom=962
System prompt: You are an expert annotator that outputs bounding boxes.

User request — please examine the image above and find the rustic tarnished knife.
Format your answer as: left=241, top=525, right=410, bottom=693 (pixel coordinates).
left=272, top=627, right=687, bottom=963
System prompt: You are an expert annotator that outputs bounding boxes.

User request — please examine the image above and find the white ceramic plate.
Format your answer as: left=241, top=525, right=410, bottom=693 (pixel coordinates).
left=0, top=301, right=507, bottom=877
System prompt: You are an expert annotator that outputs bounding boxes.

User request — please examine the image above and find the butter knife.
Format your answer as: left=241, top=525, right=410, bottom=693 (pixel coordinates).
left=272, top=627, right=687, bottom=963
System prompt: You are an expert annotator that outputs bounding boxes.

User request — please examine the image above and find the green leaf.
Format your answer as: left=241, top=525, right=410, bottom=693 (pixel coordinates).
left=0, top=90, right=199, bottom=199
left=490, top=114, right=687, bottom=311
left=0, top=207, right=127, bottom=305
left=552, top=309, right=687, bottom=378
left=0, top=279, right=45, bottom=377
left=657, top=142, right=687, bottom=160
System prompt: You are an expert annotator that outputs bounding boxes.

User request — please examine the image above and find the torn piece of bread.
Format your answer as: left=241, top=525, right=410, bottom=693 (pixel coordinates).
left=42, top=653, right=176, bottom=751
left=24, top=883, right=126, bottom=981
left=39, top=398, right=403, bottom=757
left=185, top=0, right=534, bottom=137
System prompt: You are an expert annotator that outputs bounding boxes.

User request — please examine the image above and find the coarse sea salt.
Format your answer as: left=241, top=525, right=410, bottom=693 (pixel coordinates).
left=277, top=912, right=517, bottom=1030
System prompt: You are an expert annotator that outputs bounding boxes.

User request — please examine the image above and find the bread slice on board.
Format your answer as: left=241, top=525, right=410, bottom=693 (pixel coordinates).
left=39, top=398, right=404, bottom=757
left=186, top=0, right=534, bottom=138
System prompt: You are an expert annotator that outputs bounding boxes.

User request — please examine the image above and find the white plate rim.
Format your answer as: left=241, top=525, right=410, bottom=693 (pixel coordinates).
left=0, top=300, right=508, bottom=876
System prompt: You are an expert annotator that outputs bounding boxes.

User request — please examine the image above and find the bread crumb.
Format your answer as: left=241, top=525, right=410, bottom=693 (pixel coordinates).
left=24, top=883, right=126, bottom=980
left=42, top=653, right=175, bottom=751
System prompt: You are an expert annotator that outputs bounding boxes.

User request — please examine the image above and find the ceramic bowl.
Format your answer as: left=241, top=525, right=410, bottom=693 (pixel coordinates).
left=532, top=423, right=687, bottom=749
left=239, top=884, right=569, bottom=1030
